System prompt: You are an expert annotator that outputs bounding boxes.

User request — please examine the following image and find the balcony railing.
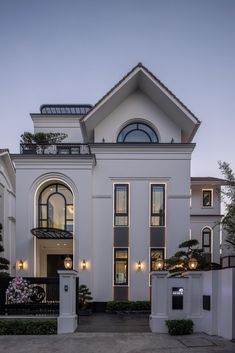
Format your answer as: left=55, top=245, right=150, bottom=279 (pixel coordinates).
left=20, top=143, right=91, bottom=155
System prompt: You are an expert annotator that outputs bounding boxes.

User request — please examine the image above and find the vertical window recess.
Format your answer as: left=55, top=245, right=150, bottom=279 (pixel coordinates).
left=151, top=184, right=165, bottom=226
left=114, top=248, right=128, bottom=285
left=202, top=228, right=211, bottom=253
left=114, top=184, right=129, bottom=226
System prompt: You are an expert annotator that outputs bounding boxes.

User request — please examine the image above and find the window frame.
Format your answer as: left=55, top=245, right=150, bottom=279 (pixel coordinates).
left=38, top=183, right=74, bottom=232
left=117, top=122, right=159, bottom=143
left=149, top=247, right=165, bottom=286
left=113, top=247, right=129, bottom=286
left=202, top=227, right=212, bottom=254
left=150, top=184, right=166, bottom=226
left=202, top=189, right=213, bottom=207
left=114, top=183, right=129, bottom=227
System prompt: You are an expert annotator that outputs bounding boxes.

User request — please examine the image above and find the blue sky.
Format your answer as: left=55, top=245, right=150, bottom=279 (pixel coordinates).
left=0, top=0, right=234, bottom=177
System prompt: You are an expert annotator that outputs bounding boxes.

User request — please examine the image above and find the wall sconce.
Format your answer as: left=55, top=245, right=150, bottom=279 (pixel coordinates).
left=17, top=260, right=24, bottom=270
left=82, top=259, right=87, bottom=270
left=188, top=257, right=198, bottom=270
left=155, top=258, right=164, bottom=271
left=64, top=256, right=73, bottom=270
left=137, top=261, right=142, bottom=271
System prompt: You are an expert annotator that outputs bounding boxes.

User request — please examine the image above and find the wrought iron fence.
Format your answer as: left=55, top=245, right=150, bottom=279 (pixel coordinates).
left=221, top=255, right=235, bottom=268
left=0, top=277, right=59, bottom=316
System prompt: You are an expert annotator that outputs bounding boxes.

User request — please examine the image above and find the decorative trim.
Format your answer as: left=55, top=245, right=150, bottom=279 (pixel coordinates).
left=92, top=195, right=112, bottom=199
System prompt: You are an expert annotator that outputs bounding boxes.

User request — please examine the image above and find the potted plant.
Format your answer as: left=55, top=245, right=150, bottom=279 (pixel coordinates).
left=78, top=284, right=93, bottom=315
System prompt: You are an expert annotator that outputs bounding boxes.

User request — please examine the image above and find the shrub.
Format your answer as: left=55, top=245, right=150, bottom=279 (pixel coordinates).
left=0, top=320, right=57, bottom=335
left=165, top=319, right=193, bottom=335
left=106, top=300, right=150, bottom=312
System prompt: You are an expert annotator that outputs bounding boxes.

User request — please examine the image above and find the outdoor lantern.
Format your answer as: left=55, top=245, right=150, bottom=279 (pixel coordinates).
left=155, top=258, right=164, bottom=270
left=82, top=259, right=87, bottom=270
left=64, top=256, right=73, bottom=270
left=188, top=257, right=198, bottom=270
left=137, top=261, right=142, bottom=271
left=18, top=260, right=24, bottom=270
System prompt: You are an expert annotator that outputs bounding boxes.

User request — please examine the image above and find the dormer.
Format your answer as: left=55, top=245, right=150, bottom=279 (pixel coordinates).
left=81, top=63, right=200, bottom=143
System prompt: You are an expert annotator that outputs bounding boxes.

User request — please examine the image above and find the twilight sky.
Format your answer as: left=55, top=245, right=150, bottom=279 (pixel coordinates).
left=0, top=0, right=234, bottom=177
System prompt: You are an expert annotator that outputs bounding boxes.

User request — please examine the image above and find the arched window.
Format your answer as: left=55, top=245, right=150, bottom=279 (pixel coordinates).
left=117, top=122, right=158, bottom=143
left=202, top=227, right=211, bottom=254
left=38, top=183, right=73, bottom=233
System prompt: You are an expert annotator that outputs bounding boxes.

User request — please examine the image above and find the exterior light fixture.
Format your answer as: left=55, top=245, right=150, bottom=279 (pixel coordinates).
left=18, top=260, right=24, bottom=270
left=82, top=259, right=87, bottom=270
left=188, top=257, right=198, bottom=270
left=155, top=258, right=164, bottom=270
left=64, top=256, right=73, bottom=270
left=137, top=261, right=142, bottom=271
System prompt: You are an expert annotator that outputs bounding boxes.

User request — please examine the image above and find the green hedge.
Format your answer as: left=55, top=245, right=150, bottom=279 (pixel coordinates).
left=165, top=319, right=193, bottom=335
left=106, top=301, right=151, bottom=312
left=0, top=320, right=57, bottom=335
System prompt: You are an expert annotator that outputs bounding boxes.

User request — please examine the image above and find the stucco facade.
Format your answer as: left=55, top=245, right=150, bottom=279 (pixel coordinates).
left=11, top=64, right=226, bottom=303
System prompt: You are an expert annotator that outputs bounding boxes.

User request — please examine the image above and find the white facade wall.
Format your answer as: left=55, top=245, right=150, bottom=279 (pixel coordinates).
left=32, top=115, right=84, bottom=143
left=0, top=153, right=16, bottom=276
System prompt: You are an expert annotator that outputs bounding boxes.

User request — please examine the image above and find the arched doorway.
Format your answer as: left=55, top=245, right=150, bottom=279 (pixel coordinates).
left=32, top=182, right=74, bottom=276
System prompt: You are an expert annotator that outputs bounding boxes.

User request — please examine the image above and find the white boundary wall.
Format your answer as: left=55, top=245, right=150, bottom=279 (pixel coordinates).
left=150, top=268, right=235, bottom=340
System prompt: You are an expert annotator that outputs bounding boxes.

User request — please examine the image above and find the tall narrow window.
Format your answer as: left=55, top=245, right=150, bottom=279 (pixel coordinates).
left=114, top=248, right=128, bottom=285
left=114, top=184, right=129, bottom=226
left=150, top=248, right=164, bottom=271
left=202, top=227, right=211, bottom=253
left=151, top=184, right=165, bottom=226
left=203, top=190, right=212, bottom=207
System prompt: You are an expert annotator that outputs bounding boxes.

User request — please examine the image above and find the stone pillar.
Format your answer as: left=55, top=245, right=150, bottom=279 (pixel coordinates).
left=149, top=271, right=168, bottom=333
left=57, top=270, right=78, bottom=334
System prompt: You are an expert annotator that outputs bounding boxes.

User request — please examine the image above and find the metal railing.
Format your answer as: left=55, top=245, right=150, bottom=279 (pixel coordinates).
left=20, top=143, right=91, bottom=155
left=221, top=255, right=235, bottom=268
left=0, top=277, right=59, bottom=316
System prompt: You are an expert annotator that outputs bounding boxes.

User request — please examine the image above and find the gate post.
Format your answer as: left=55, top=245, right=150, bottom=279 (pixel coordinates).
left=57, top=270, right=78, bottom=334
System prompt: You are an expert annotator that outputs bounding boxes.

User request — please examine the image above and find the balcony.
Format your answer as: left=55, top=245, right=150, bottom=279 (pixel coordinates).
left=20, top=143, right=91, bottom=155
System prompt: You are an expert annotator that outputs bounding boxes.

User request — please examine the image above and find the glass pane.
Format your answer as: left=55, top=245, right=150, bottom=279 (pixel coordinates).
left=151, top=216, right=160, bottom=226
left=40, top=220, right=47, bottom=228
left=151, top=249, right=164, bottom=271
left=125, top=130, right=151, bottom=142
left=66, top=205, right=74, bottom=219
left=58, top=185, right=73, bottom=204
left=40, top=185, right=56, bottom=203
left=115, top=185, right=127, bottom=214
left=115, top=216, right=128, bottom=226
left=66, top=221, right=73, bottom=232
left=152, top=185, right=164, bottom=214
left=203, top=191, right=211, bottom=206
left=115, top=249, right=128, bottom=259
left=115, top=261, right=127, bottom=284
left=48, top=194, right=65, bottom=229
left=138, top=124, right=158, bottom=142
left=39, top=205, right=47, bottom=220
left=203, top=230, right=211, bottom=246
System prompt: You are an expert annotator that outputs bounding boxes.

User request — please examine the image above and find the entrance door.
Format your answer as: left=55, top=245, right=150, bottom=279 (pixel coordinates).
left=47, top=254, right=73, bottom=277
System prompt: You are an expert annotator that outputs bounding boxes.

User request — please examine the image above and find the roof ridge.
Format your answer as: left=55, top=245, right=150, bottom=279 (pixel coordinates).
left=81, top=63, right=200, bottom=123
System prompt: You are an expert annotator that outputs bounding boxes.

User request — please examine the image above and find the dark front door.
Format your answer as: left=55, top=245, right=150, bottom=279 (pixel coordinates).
left=47, top=254, right=73, bottom=277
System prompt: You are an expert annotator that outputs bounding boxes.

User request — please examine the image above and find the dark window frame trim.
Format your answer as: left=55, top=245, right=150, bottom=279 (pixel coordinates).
left=202, top=189, right=213, bottom=207
left=117, top=122, right=159, bottom=143
left=202, top=227, right=212, bottom=253
left=113, top=247, right=129, bottom=286
left=150, top=184, right=166, bottom=226
left=114, top=183, right=129, bottom=227
left=38, top=183, right=74, bottom=233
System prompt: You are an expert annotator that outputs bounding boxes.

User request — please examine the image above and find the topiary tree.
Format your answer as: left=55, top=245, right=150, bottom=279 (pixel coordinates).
left=20, top=132, right=68, bottom=144
left=0, top=223, right=10, bottom=277
left=78, top=284, right=93, bottom=310
left=165, top=239, right=207, bottom=273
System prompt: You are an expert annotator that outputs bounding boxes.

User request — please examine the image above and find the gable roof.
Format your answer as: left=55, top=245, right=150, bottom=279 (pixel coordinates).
left=81, top=63, right=201, bottom=142
left=191, top=177, right=227, bottom=185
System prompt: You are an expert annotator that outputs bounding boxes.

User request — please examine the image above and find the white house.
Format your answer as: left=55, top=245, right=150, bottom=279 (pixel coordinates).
left=11, top=64, right=226, bottom=306
left=0, top=149, right=16, bottom=274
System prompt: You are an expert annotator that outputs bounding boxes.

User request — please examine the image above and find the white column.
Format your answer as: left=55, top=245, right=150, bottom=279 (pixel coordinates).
left=57, top=270, right=78, bottom=334
left=149, top=271, right=168, bottom=333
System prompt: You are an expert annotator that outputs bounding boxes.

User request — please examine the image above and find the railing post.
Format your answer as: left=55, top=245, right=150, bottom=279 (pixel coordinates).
left=57, top=270, right=78, bottom=334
